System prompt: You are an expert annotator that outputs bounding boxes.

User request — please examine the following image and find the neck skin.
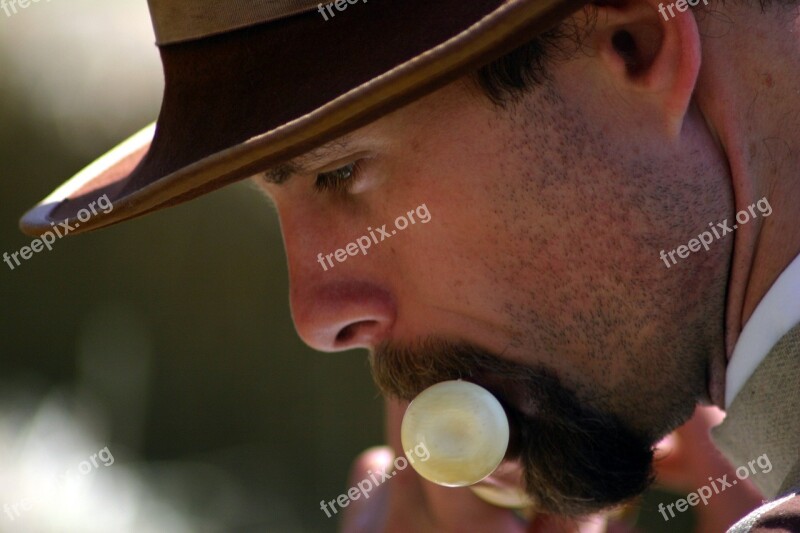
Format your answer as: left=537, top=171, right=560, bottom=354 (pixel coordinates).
left=692, top=7, right=800, bottom=407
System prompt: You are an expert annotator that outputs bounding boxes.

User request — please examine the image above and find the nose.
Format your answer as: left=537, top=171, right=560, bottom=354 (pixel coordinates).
left=275, top=197, right=397, bottom=352
left=291, top=281, right=396, bottom=352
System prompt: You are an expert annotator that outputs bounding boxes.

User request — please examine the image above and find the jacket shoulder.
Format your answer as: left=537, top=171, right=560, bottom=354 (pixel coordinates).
left=730, top=494, right=800, bottom=533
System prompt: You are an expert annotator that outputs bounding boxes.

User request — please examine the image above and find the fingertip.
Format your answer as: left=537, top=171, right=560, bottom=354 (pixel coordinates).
left=347, top=446, right=395, bottom=485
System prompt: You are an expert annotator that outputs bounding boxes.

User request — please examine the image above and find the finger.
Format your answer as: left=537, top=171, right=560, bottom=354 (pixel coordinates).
left=341, top=447, right=393, bottom=533
left=653, top=405, right=728, bottom=490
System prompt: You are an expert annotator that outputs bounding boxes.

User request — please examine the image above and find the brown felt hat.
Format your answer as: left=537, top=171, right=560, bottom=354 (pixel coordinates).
left=20, top=0, right=586, bottom=236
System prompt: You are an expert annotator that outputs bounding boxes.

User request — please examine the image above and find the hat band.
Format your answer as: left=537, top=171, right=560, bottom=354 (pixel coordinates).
left=147, top=0, right=322, bottom=45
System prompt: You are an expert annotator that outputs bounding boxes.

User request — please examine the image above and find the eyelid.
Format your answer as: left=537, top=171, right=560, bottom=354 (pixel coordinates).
left=314, top=161, right=360, bottom=194
left=314, top=153, right=378, bottom=195
left=311, top=151, right=374, bottom=175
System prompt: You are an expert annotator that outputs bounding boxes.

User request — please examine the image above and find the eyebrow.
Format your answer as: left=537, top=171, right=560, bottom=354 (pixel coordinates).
left=262, top=138, right=353, bottom=185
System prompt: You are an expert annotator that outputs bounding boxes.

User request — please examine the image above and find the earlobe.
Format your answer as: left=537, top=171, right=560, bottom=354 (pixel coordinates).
left=594, top=0, right=702, bottom=135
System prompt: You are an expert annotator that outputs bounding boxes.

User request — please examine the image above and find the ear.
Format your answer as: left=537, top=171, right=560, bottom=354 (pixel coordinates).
left=592, top=0, right=701, bottom=135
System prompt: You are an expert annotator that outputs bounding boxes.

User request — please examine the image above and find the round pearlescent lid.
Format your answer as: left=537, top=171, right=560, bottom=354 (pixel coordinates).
left=401, top=380, right=510, bottom=487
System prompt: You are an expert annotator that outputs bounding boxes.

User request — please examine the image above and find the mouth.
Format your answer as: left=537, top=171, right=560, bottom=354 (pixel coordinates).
left=372, top=337, right=664, bottom=516
left=456, top=373, right=532, bottom=461
left=368, top=339, right=545, bottom=461
left=387, top=368, right=533, bottom=462
left=371, top=339, right=658, bottom=515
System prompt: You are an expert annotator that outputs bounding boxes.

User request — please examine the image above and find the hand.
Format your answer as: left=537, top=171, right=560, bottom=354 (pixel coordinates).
left=652, top=405, right=764, bottom=532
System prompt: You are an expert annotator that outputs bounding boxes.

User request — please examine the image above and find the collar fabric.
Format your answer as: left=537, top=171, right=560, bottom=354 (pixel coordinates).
left=726, top=253, right=800, bottom=408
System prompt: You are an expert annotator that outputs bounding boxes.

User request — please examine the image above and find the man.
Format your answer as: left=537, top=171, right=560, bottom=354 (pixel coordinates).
left=20, top=0, right=799, bottom=531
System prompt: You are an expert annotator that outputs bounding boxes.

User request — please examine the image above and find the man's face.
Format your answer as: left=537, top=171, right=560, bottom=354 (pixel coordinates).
left=256, top=54, right=734, bottom=513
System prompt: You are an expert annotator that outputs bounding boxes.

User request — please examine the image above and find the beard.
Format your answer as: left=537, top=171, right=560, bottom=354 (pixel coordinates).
left=370, top=337, right=656, bottom=516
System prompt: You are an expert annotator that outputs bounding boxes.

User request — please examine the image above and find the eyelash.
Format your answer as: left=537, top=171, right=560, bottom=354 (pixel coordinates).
left=314, top=161, right=361, bottom=194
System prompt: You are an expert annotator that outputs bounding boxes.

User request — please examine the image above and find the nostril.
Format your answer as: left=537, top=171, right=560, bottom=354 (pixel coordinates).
left=291, top=281, right=395, bottom=351
left=335, top=324, right=356, bottom=344
left=335, top=320, right=380, bottom=346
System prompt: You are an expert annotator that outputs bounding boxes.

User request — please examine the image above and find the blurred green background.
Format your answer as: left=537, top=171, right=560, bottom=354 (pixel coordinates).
left=0, top=1, right=383, bottom=531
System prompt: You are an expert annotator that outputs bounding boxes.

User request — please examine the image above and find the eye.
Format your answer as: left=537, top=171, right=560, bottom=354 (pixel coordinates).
left=314, top=162, right=361, bottom=194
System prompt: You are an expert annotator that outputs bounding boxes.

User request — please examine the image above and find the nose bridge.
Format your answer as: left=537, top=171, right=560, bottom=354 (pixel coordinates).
left=280, top=201, right=345, bottom=292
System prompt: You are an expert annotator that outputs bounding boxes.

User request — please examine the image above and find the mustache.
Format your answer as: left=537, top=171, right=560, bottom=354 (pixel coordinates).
left=370, top=338, right=550, bottom=401
left=370, top=338, right=591, bottom=420
left=369, top=338, right=655, bottom=516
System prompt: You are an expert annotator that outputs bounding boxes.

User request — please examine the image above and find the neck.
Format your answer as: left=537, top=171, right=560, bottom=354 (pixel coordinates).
left=694, top=6, right=800, bottom=406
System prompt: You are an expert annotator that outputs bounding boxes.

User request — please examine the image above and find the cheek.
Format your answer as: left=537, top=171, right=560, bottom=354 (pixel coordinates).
left=388, top=178, right=522, bottom=316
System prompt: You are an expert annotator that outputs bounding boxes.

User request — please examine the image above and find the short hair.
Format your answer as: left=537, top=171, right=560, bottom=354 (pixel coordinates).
left=474, top=15, right=593, bottom=106
left=474, top=37, right=553, bottom=106
left=475, top=0, right=795, bottom=105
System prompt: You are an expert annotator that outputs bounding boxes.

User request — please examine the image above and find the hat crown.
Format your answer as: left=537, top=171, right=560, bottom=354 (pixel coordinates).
left=147, top=0, right=321, bottom=45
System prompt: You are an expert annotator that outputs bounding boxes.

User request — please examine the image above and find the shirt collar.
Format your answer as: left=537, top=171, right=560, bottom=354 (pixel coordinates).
left=725, top=253, right=800, bottom=407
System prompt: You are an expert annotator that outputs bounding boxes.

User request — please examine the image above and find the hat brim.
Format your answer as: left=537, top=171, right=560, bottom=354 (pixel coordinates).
left=21, top=0, right=585, bottom=237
